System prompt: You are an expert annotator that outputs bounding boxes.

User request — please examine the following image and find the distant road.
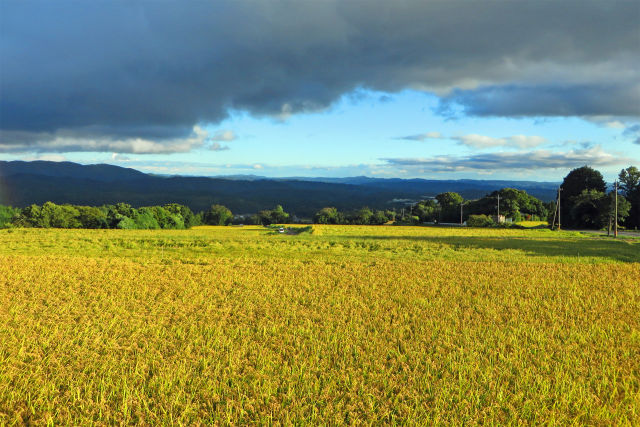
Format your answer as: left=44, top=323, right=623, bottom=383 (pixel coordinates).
left=576, top=230, right=640, bottom=238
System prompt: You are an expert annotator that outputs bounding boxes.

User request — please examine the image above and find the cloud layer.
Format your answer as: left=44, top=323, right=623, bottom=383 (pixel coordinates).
left=623, top=124, right=640, bottom=145
left=396, top=133, right=546, bottom=149
left=454, top=134, right=546, bottom=149
left=382, top=146, right=630, bottom=173
left=397, top=132, right=444, bottom=141
left=1, top=1, right=638, bottom=152
left=0, top=126, right=229, bottom=154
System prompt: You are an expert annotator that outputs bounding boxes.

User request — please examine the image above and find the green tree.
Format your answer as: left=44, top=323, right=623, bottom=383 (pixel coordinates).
left=203, top=204, right=233, bottom=225
left=464, top=188, right=547, bottom=223
left=370, top=210, right=390, bottom=225
left=257, top=205, right=290, bottom=226
left=570, top=189, right=631, bottom=230
left=314, top=207, right=342, bottom=224
left=467, top=214, right=495, bottom=227
left=40, top=202, right=81, bottom=228
left=618, top=166, right=639, bottom=229
left=76, top=206, right=108, bottom=229
left=270, top=205, right=290, bottom=224
left=13, top=204, right=43, bottom=227
left=149, top=206, right=184, bottom=229
left=435, top=192, right=463, bottom=222
left=384, top=210, right=397, bottom=222
left=600, top=191, right=631, bottom=230
left=349, top=207, right=373, bottom=225
left=411, top=199, right=438, bottom=222
left=134, top=207, right=161, bottom=229
left=164, top=203, right=198, bottom=228
left=561, top=166, right=606, bottom=228
left=105, top=203, right=136, bottom=228
left=570, top=189, right=606, bottom=229
left=116, top=216, right=138, bottom=229
left=0, top=205, right=20, bottom=228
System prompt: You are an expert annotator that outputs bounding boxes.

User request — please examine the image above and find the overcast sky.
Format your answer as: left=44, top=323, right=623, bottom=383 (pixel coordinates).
left=1, top=0, right=639, bottom=181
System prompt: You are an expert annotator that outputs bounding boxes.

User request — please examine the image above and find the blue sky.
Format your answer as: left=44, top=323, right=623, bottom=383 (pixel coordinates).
left=1, top=1, right=638, bottom=182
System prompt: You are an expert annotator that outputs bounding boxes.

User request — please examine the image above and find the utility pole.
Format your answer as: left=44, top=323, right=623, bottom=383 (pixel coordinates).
left=557, top=187, right=562, bottom=231
left=497, top=193, right=500, bottom=222
left=460, top=202, right=464, bottom=225
left=551, top=193, right=557, bottom=230
left=614, top=180, right=618, bottom=238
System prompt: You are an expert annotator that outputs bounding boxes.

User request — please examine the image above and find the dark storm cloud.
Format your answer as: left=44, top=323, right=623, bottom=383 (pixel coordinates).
left=1, top=0, right=639, bottom=152
left=439, top=84, right=640, bottom=117
left=622, top=124, right=640, bottom=145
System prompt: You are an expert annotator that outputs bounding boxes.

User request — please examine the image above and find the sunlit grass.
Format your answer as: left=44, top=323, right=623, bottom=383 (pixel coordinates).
left=515, top=220, right=548, bottom=227
left=0, top=225, right=638, bottom=423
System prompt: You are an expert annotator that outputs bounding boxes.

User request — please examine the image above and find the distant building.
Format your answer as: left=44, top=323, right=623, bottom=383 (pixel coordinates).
left=492, top=215, right=506, bottom=224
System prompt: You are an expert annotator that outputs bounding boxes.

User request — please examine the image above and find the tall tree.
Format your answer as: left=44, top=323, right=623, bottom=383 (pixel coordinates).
left=560, top=166, right=606, bottom=228
left=257, top=205, right=290, bottom=225
left=314, top=207, right=343, bottom=224
left=0, top=205, right=20, bottom=228
left=411, top=199, right=438, bottom=222
left=435, top=192, right=463, bottom=222
left=618, top=166, right=640, bottom=229
left=349, top=207, right=374, bottom=225
left=203, top=204, right=233, bottom=226
left=164, top=203, right=198, bottom=228
left=570, top=189, right=606, bottom=229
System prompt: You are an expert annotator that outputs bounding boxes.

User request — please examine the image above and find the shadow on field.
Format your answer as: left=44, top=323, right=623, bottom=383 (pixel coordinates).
left=333, top=235, right=640, bottom=262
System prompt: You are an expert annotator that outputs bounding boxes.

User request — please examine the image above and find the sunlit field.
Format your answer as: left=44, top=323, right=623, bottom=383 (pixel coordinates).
left=515, top=220, right=548, bottom=228
left=1, top=225, right=639, bottom=424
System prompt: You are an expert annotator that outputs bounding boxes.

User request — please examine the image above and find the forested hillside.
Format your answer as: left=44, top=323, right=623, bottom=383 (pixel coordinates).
left=0, top=161, right=558, bottom=217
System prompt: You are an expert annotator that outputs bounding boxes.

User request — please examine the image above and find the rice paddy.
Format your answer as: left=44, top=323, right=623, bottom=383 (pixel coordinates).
left=0, top=225, right=638, bottom=424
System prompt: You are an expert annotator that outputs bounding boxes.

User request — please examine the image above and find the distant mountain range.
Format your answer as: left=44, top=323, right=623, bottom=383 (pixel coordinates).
left=0, top=161, right=559, bottom=217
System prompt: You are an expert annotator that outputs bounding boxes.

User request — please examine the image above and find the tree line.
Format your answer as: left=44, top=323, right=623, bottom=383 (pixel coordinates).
left=1, top=165, right=636, bottom=230
left=408, top=188, right=549, bottom=224
left=0, top=202, right=297, bottom=229
left=406, top=165, right=638, bottom=230
left=309, top=189, right=547, bottom=226
left=308, top=165, right=639, bottom=230
left=0, top=202, right=199, bottom=229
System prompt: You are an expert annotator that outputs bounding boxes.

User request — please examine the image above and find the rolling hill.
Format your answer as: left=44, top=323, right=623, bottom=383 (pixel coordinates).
left=0, top=161, right=558, bottom=217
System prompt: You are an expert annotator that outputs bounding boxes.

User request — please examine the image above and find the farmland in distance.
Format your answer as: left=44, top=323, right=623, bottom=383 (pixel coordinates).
left=1, top=225, right=639, bottom=424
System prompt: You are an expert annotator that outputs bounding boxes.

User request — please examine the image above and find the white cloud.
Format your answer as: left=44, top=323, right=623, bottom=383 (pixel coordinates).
left=21, top=153, right=67, bottom=162
left=587, top=116, right=631, bottom=129
left=397, top=132, right=444, bottom=141
left=111, top=153, right=131, bottom=161
left=208, top=142, right=230, bottom=152
left=454, top=134, right=546, bottom=149
left=604, top=121, right=626, bottom=129
left=397, top=132, right=547, bottom=149
left=209, top=130, right=237, bottom=141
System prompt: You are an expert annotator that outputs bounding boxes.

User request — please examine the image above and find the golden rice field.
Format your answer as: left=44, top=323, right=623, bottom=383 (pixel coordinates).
left=0, top=225, right=639, bottom=424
